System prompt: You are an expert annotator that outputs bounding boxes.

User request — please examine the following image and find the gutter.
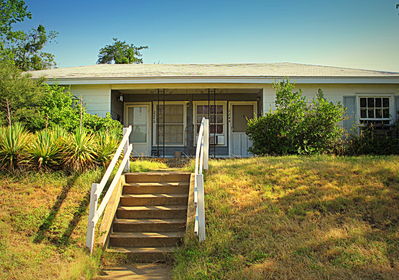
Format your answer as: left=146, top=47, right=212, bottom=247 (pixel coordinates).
left=40, top=76, right=399, bottom=85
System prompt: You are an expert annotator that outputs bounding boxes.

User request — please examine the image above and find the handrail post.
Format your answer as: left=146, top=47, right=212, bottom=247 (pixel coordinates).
left=123, top=126, right=130, bottom=173
left=86, top=183, right=99, bottom=253
left=197, top=174, right=206, bottom=242
left=203, top=119, right=209, bottom=170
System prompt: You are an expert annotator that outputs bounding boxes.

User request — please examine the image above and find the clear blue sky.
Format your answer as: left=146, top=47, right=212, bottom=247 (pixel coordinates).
left=16, top=0, right=399, bottom=71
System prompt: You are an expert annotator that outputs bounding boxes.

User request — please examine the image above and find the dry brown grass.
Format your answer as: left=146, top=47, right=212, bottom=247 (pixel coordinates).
left=0, top=170, right=102, bottom=280
left=174, top=156, right=399, bottom=280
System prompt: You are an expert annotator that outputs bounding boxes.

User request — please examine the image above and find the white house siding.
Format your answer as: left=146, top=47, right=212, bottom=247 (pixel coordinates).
left=70, top=85, right=111, bottom=117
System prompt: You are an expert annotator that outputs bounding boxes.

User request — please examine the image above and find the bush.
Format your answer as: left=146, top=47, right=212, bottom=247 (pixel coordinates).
left=0, top=123, right=29, bottom=171
left=95, top=131, right=120, bottom=167
left=83, top=112, right=122, bottom=135
left=37, top=84, right=81, bottom=131
left=61, top=129, right=97, bottom=172
left=26, top=128, right=63, bottom=170
left=341, top=125, right=399, bottom=155
left=0, top=124, right=120, bottom=172
left=247, top=80, right=345, bottom=155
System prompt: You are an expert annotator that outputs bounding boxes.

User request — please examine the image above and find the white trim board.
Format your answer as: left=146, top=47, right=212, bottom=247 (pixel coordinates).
left=46, top=77, right=399, bottom=86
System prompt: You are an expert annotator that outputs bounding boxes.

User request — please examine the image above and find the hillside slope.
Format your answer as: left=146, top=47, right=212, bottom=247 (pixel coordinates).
left=0, top=170, right=102, bottom=280
left=174, top=156, right=399, bottom=280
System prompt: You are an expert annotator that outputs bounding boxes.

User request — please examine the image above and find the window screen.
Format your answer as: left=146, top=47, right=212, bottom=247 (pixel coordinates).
left=155, top=104, right=184, bottom=145
left=232, top=105, right=254, bottom=132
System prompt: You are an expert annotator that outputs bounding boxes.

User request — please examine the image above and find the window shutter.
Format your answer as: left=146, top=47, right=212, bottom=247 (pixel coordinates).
left=343, top=96, right=356, bottom=133
left=395, top=96, right=399, bottom=122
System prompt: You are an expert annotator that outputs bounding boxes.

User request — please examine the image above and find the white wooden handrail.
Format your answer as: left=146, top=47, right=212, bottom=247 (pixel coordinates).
left=194, top=118, right=209, bottom=242
left=86, top=126, right=132, bottom=253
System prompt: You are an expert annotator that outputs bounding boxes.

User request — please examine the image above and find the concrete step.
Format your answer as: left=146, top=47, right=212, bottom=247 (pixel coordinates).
left=117, top=206, right=187, bottom=219
left=123, top=182, right=189, bottom=194
left=113, top=218, right=186, bottom=232
left=109, top=232, right=184, bottom=247
left=120, top=194, right=188, bottom=206
left=125, top=172, right=190, bottom=183
left=105, top=247, right=176, bottom=263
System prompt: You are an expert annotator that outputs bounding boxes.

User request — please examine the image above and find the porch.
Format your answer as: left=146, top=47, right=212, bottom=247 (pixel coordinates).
left=110, top=88, right=263, bottom=158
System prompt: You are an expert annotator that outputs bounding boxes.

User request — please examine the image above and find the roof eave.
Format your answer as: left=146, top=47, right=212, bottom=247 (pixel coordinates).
left=37, top=75, right=399, bottom=85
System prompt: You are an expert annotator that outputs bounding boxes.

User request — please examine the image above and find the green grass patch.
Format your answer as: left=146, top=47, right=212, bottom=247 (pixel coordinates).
left=173, top=155, right=399, bottom=280
left=130, top=159, right=169, bottom=172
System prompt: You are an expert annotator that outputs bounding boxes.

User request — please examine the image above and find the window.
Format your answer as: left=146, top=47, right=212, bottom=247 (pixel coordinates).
left=359, top=97, right=391, bottom=126
left=194, top=102, right=226, bottom=145
left=127, top=106, right=148, bottom=143
left=154, top=103, right=185, bottom=145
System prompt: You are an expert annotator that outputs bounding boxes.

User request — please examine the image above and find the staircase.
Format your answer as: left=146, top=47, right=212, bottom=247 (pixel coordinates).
left=105, top=172, right=191, bottom=262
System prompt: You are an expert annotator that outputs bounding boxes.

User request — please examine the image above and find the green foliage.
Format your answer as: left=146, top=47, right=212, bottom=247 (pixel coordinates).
left=12, top=24, right=57, bottom=71
left=37, top=84, right=122, bottom=133
left=61, top=129, right=96, bottom=172
left=0, top=0, right=56, bottom=70
left=26, top=128, right=63, bottom=170
left=95, top=131, right=119, bottom=167
left=38, top=84, right=81, bottom=131
left=341, top=126, right=399, bottom=155
left=247, top=80, right=345, bottom=155
left=97, top=38, right=148, bottom=64
left=0, top=0, right=31, bottom=40
left=0, top=124, right=120, bottom=172
left=0, top=122, right=28, bottom=170
left=0, top=61, right=43, bottom=127
left=83, top=112, right=122, bottom=135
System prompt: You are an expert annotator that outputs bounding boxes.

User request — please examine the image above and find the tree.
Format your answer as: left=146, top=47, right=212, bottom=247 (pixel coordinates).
left=0, top=61, right=44, bottom=127
left=0, top=0, right=56, bottom=70
left=97, top=38, right=148, bottom=64
left=13, top=25, right=57, bottom=71
left=0, top=0, right=30, bottom=40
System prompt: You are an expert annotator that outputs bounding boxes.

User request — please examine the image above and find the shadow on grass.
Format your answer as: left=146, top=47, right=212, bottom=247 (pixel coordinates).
left=58, top=189, right=91, bottom=246
left=34, top=173, right=80, bottom=244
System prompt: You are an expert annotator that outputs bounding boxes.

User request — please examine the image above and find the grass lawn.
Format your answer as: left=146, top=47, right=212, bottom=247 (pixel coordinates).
left=174, top=156, right=399, bottom=280
left=1, top=156, right=399, bottom=279
left=0, top=160, right=168, bottom=280
left=0, top=169, right=103, bottom=280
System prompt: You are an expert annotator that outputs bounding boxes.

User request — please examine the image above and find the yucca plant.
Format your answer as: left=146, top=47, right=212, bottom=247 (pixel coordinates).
left=0, top=123, right=29, bottom=171
left=26, top=129, right=62, bottom=170
left=95, top=131, right=119, bottom=167
left=61, top=129, right=97, bottom=172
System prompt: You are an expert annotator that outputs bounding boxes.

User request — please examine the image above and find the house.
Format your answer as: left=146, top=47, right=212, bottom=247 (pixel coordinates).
left=28, top=63, right=399, bottom=158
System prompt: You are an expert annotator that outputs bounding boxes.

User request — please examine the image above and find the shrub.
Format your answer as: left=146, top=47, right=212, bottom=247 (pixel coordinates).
left=61, top=129, right=97, bottom=172
left=83, top=112, right=122, bottom=134
left=95, top=131, right=120, bottom=167
left=0, top=123, right=29, bottom=171
left=341, top=125, right=399, bottom=155
left=247, top=80, right=345, bottom=155
left=38, top=84, right=81, bottom=131
left=26, top=128, right=62, bottom=170
left=39, top=85, right=122, bottom=134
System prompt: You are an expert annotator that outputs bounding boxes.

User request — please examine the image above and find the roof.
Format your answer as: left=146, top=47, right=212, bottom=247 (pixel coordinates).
left=27, top=63, right=399, bottom=79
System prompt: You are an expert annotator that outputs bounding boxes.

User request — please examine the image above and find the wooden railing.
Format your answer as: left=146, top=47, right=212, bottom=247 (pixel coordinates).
left=194, top=118, right=209, bottom=242
left=86, top=126, right=132, bottom=253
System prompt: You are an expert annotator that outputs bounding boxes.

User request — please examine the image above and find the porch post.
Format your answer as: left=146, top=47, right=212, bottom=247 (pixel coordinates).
left=262, top=87, right=268, bottom=116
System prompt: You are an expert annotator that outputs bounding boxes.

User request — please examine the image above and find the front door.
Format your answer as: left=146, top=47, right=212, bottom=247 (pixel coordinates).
left=229, top=102, right=257, bottom=157
left=125, top=104, right=151, bottom=157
